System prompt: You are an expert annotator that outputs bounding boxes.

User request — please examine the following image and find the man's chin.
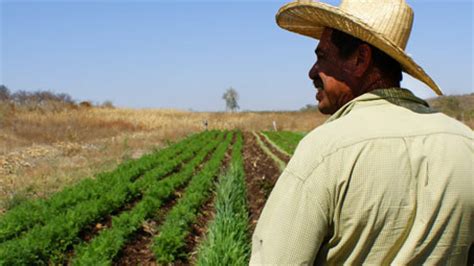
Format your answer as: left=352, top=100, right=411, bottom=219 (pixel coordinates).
left=318, top=104, right=335, bottom=115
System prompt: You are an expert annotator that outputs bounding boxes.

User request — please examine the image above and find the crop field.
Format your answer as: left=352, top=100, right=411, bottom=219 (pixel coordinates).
left=0, top=130, right=304, bottom=265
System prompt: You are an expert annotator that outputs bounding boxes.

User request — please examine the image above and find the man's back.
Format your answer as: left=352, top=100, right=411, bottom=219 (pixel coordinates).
left=250, top=90, right=473, bottom=264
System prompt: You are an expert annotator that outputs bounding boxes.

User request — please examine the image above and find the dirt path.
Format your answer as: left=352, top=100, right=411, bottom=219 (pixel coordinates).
left=257, top=132, right=290, bottom=164
left=242, top=132, right=281, bottom=233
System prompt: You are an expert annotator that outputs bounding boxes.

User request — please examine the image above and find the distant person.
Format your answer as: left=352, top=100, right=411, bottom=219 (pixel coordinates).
left=250, top=0, right=473, bottom=264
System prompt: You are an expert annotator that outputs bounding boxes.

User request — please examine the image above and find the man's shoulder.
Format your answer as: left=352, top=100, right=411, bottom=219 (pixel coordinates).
left=297, top=106, right=387, bottom=154
left=286, top=103, right=472, bottom=181
left=304, top=101, right=472, bottom=145
left=285, top=116, right=373, bottom=181
left=292, top=116, right=366, bottom=161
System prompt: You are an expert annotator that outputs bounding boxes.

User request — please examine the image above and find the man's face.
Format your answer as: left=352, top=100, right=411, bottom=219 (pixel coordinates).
left=309, top=28, right=355, bottom=115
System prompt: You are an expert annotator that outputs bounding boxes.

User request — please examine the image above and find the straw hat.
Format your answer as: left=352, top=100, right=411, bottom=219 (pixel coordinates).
left=276, top=0, right=443, bottom=95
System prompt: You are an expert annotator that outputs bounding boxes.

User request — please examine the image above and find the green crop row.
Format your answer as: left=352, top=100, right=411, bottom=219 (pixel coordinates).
left=152, top=131, right=234, bottom=263
left=0, top=131, right=222, bottom=265
left=72, top=132, right=227, bottom=265
left=129, top=131, right=221, bottom=195
left=262, top=131, right=304, bottom=154
left=195, top=131, right=251, bottom=266
left=0, top=131, right=212, bottom=243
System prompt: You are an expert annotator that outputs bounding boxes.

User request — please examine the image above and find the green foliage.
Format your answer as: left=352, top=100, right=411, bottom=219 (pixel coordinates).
left=152, top=132, right=234, bottom=263
left=254, top=132, right=286, bottom=171
left=262, top=131, right=304, bottom=154
left=0, top=131, right=211, bottom=244
left=72, top=132, right=226, bottom=264
left=196, top=131, right=251, bottom=266
left=0, top=131, right=218, bottom=264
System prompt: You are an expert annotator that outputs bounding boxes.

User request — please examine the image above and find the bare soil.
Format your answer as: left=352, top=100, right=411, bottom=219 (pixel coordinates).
left=78, top=195, right=143, bottom=243
left=242, top=132, right=281, bottom=232
left=176, top=194, right=216, bottom=265
left=113, top=189, right=183, bottom=266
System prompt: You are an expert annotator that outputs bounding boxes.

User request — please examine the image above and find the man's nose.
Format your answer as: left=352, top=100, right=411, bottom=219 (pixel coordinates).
left=309, top=62, right=319, bottom=80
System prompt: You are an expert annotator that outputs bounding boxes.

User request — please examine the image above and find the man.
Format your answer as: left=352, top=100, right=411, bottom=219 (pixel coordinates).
left=250, top=0, right=473, bottom=264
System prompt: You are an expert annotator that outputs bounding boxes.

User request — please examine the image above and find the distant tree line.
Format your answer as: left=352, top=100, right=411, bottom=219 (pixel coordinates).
left=0, top=85, right=74, bottom=105
left=0, top=85, right=114, bottom=111
left=428, top=93, right=474, bottom=122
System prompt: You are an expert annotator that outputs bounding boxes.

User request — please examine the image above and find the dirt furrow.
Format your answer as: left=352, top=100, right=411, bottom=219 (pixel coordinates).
left=113, top=187, right=183, bottom=265
left=77, top=194, right=143, bottom=243
left=73, top=151, right=191, bottom=246
left=180, top=135, right=235, bottom=265
left=114, top=134, right=234, bottom=265
left=243, top=132, right=281, bottom=233
left=257, top=132, right=291, bottom=163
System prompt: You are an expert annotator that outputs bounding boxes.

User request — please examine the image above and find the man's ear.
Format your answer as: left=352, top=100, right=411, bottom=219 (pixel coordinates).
left=354, top=43, right=372, bottom=77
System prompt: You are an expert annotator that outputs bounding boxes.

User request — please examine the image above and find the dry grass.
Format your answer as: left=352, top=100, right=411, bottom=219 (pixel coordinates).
left=0, top=106, right=324, bottom=153
left=0, top=131, right=168, bottom=211
left=0, top=107, right=142, bottom=153
left=0, top=106, right=324, bottom=211
left=89, top=108, right=324, bottom=131
left=428, top=93, right=474, bottom=129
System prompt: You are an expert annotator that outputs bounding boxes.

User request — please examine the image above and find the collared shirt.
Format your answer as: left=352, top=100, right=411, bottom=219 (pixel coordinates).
left=250, top=88, right=473, bottom=265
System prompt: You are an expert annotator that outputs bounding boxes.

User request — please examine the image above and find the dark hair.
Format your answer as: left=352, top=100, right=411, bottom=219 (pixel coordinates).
left=330, top=29, right=402, bottom=82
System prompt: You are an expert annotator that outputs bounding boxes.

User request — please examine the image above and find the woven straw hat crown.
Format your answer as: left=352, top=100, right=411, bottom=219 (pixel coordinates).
left=338, top=0, right=413, bottom=49
left=277, top=0, right=442, bottom=95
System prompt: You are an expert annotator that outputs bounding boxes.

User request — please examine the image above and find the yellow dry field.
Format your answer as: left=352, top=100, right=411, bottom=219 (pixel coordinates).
left=0, top=106, right=325, bottom=212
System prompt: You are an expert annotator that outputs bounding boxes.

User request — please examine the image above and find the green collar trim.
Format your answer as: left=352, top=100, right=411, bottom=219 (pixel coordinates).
left=325, top=88, right=436, bottom=124
left=370, top=88, right=429, bottom=107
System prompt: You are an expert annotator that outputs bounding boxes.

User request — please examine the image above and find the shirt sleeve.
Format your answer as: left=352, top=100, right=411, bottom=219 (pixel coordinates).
left=249, top=168, right=329, bottom=265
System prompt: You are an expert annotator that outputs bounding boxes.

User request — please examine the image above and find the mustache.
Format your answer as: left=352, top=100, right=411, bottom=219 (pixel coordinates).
left=313, top=77, right=324, bottom=90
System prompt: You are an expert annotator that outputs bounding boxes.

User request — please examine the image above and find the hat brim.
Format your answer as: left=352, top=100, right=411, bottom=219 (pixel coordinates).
left=276, top=1, right=443, bottom=96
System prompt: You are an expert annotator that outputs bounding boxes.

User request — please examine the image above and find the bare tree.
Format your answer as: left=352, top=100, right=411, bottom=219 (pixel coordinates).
left=12, top=90, right=30, bottom=105
left=56, top=93, right=74, bottom=104
left=0, top=85, right=10, bottom=101
left=222, top=87, right=239, bottom=112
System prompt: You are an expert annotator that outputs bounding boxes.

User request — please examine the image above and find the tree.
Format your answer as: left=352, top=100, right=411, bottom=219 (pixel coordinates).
left=56, top=93, right=74, bottom=104
left=222, top=87, right=239, bottom=112
left=11, top=90, right=30, bottom=105
left=101, top=100, right=115, bottom=109
left=0, top=85, right=10, bottom=101
left=300, top=103, right=318, bottom=112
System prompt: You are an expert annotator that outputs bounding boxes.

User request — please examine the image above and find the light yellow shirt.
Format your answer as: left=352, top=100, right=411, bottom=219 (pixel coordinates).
left=250, top=89, right=473, bottom=265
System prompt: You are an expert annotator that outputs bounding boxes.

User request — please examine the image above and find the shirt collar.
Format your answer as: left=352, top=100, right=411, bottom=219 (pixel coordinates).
left=325, top=88, right=434, bottom=124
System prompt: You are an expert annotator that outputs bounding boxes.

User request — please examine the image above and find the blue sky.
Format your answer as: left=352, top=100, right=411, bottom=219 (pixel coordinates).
left=1, top=0, right=472, bottom=111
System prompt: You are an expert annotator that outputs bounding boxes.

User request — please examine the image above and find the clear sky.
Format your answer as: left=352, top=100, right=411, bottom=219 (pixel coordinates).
left=1, top=0, right=472, bottom=111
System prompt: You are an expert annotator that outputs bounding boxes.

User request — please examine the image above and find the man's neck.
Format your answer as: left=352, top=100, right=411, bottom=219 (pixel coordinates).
left=357, top=73, right=400, bottom=96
